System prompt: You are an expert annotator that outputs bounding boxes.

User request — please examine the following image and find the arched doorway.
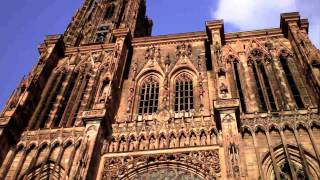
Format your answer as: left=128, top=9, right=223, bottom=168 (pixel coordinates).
left=121, top=163, right=209, bottom=180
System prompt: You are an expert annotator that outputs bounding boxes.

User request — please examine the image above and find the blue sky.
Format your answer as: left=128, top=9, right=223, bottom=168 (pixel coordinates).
left=0, top=0, right=319, bottom=110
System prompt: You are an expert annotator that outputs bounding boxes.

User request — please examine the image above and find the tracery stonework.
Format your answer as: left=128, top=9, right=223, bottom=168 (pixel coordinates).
left=0, top=1, right=320, bottom=180
left=102, top=149, right=221, bottom=180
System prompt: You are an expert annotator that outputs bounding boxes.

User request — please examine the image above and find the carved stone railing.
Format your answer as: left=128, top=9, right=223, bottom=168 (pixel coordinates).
left=103, top=115, right=221, bottom=154
left=19, top=127, right=85, bottom=145
left=241, top=108, right=320, bottom=131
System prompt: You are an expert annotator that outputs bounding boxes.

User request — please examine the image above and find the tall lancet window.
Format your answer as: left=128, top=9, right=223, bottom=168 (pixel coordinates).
left=249, top=49, right=268, bottom=112
left=174, top=73, right=194, bottom=112
left=257, top=61, right=277, bottom=111
left=279, top=54, right=304, bottom=109
left=232, top=60, right=247, bottom=112
left=138, top=76, right=159, bottom=115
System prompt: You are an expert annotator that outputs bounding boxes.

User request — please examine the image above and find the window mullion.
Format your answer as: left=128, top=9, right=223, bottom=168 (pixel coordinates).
left=143, top=84, right=147, bottom=115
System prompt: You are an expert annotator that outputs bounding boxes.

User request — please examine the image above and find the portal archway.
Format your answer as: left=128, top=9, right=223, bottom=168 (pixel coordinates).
left=121, top=163, right=209, bottom=180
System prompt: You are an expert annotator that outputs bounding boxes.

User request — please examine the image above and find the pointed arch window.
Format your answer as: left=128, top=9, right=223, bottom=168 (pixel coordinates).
left=232, top=60, right=247, bottom=112
left=138, top=76, right=159, bottom=115
left=250, top=60, right=267, bottom=112
left=279, top=55, right=304, bottom=108
left=257, top=61, right=277, bottom=111
left=104, top=4, right=115, bottom=20
left=174, top=73, right=194, bottom=112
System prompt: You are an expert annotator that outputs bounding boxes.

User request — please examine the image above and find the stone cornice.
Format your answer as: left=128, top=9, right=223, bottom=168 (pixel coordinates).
left=225, top=28, right=283, bottom=42
left=64, top=43, right=115, bottom=55
left=132, top=31, right=208, bottom=47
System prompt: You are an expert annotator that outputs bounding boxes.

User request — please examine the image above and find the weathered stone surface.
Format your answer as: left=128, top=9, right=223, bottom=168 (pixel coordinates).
left=0, top=1, right=319, bottom=180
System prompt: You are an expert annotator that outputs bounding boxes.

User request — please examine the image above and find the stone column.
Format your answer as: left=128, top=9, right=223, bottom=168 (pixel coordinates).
left=270, top=52, right=295, bottom=109
left=69, top=109, right=105, bottom=179
left=0, top=147, right=17, bottom=179
left=46, top=69, right=74, bottom=128
left=28, top=70, right=59, bottom=129
left=292, top=127, right=312, bottom=179
left=279, top=128, right=297, bottom=180
left=265, top=130, right=281, bottom=180
left=214, top=99, right=243, bottom=179
left=34, top=72, right=64, bottom=129
left=251, top=132, right=265, bottom=180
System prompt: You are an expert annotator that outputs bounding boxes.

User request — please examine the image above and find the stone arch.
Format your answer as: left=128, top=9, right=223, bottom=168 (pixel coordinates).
left=136, top=70, right=163, bottom=85
left=138, top=134, right=148, bottom=150
left=148, top=134, right=157, bottom=150
left=63, top=139, right=74, bottom=148
left=128, top=135, right=137, bottom=151
left=158, top=133, right=167, bottom=149
left=120, top=162, right=210, bottom=180
left=108, top=136, right=117, bottom=153
left=169, top=65, right=198, bottom=80
left=168, top=133, right=177, bottom=148
left=118, top=136, right=127, bottom=152
left=262, top=144, right=320, bottom=179
left=178, top=131, right=188, bottom=147
left=200, top=130, right=208, bottom=145
left=189, top=131, right=198, bottom=146
left=24, top=160, right=65, bottom=180
left=209, top=128, right=218, bottom=145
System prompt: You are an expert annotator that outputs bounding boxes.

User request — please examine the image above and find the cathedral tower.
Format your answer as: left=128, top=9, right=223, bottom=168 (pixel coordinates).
left=0, top=0, right=320, bottom=179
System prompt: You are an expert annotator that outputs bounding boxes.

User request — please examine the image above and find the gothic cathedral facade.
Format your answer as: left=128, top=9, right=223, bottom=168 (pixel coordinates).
left=0, top=0, right=320, bottom=179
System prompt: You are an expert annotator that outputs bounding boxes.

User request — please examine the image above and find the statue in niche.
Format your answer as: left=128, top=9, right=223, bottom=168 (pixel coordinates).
left=159, top=135, right=166, bottom=149
left=119, top=138, right=126, bottom=152
left=217, top=131, right=223, bottom=145
left=179, top=134, right=187, bottom=147
left=101, top=140, right=108, bottom=154
left=100, top=79, right=110, bottom=103
left=200, top=132, right=207, bottom=145
left=210, top=132, right=217, bottom=145
left=129, top=137, right=136, bottom=151
left=169, top=135, right=176, bottom=148
left=109, top=139, right=116, bottom=152
left=139, top=137, right=147, bottom=150
left=219, top=83, right=228, bottom=97
left=214, top=42, right=222, bottom=63
left=228, top=142, right=240, bottom=177
left=127, top=87, right=135, bottom=112
left=149, top=136, right=156, bottom=150
left=190, top=133, right=197, bottom=146
left=130, top=63, right=138, bottom=80
left=197, top=55, right=203, bottom=70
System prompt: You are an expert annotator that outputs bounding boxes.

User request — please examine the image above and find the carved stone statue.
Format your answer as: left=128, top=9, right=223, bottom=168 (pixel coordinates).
left=131, top=63, right=138, bottom=79
left=139, top=138, right=147, bottom=150
left=190, top=133, right=197, bottom=146
left=119, top=139, right=126, bottom=152
left=127, top=87, right=135, bottom=112
left=149, top=136, right=156, bottom=150
left=100, top=79, right=110, bottom=103
left=219, top=83, right=228, bottom=97
left=159, top=135, right=166, bottom=149
left=109, top=140, right=116, bottom=153
left=129, top=138, right=136, bottom=151
left=179, top=134, right=187, bottom=147
left=214, top=42, right=221, bottom=63
left=200, top=133, right=207, bottom=145
left=169, top=135, right=176, bottom=148
left=210, top=132, right=217, bottom=145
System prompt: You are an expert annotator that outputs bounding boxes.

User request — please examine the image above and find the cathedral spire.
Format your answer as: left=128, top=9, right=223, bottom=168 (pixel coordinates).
left=64, top=0, right=152, bottom=46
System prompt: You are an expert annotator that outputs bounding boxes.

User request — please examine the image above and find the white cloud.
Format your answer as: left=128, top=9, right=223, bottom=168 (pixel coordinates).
left=212, top=0, right=320, bottom=48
